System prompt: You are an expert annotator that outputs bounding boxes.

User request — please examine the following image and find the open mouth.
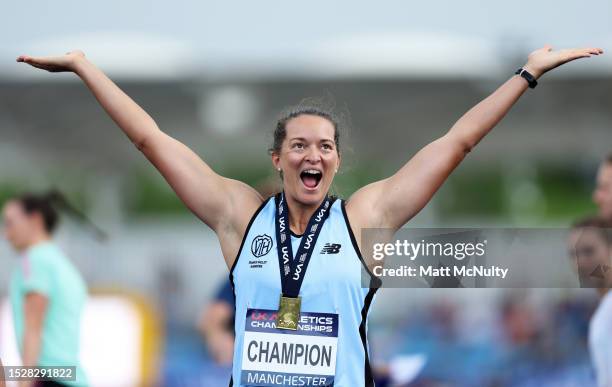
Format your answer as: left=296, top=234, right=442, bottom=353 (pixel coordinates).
left=300, top=169, right=323, bottom=189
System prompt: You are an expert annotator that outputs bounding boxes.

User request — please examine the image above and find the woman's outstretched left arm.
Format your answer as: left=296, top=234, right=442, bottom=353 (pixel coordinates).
left=348, top=45, right=603, bottom=232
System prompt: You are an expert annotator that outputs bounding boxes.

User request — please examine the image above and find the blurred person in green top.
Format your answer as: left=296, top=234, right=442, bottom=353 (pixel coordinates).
left=2, top=192, right=88, bottom=387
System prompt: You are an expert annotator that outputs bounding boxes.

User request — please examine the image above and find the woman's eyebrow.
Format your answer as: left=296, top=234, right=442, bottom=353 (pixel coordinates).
left=288, top=137, right=334, bottom=142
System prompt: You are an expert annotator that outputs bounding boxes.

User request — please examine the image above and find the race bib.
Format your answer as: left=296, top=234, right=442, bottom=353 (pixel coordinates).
left=241, top=309, right=339, bottom=386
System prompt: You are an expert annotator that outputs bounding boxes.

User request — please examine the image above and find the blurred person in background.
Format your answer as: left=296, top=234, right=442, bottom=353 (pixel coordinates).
left=593, top=154, right=612, bottom=220
left=2, top=192, right=90, bottom=387
left=199, top=281, right=235, bottom=365
left=16, top=45, right=603, bottom=387
left=568, top=217, right=612, bottom=387
left=1, top=357, right=5, bottom=387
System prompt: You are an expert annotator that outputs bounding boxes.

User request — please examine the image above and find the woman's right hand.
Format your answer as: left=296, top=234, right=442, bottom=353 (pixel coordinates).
left=16, top=50, right=86, bottom=73
left=522, top=45, right=603, bottom=79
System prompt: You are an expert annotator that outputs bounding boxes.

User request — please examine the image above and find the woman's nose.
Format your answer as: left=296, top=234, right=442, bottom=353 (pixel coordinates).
left=304, top=146, right=321, bottom=163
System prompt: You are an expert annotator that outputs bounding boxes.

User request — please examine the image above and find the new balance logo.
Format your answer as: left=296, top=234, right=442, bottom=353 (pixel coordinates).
left=320, top=243, right=341, bottom=254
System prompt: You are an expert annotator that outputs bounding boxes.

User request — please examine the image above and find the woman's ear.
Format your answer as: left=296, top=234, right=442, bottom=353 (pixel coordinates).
left=30, top=211, right=46, bottom=232
left=271, top=152, right=281, bottom=171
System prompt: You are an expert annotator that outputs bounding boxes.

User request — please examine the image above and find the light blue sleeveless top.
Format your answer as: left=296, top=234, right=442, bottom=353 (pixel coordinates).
left=229, top=196, right=379, bottom=387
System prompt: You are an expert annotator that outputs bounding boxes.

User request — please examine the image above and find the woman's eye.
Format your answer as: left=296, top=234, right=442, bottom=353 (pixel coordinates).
left=322, top=144, right=333, bottom=150
left=293, top=143, right=304, bottom=149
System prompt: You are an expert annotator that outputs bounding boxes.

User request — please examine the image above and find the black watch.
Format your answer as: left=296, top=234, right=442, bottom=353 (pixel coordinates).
left=515, top=68, right=538, bottom=89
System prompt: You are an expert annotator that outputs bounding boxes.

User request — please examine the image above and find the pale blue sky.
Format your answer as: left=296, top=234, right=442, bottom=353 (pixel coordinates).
left=2, top=0, right=610, bottom=78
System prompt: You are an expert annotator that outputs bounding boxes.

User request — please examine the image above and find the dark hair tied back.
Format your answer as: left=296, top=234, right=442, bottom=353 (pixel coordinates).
left=269, top=96, right=350, bottom=156
left=17, top=190, right=107, bottom=241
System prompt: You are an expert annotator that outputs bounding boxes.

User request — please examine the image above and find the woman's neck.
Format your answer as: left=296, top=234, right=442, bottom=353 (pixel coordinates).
left=285, top=194, right=323, bottom=236
left=20, top=233, right=51, bottom=253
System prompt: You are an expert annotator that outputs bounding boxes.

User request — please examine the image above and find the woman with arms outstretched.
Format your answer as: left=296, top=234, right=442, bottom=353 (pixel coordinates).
left=18, top=45, right=602, bottom=387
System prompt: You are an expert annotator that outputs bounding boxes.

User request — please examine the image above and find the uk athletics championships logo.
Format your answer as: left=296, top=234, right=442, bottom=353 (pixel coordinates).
left=251, top=234, right=273, bottom=257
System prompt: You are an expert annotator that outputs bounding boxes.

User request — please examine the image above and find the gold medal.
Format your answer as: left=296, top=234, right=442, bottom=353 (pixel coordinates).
left=276, top=295, right=301, bottom=330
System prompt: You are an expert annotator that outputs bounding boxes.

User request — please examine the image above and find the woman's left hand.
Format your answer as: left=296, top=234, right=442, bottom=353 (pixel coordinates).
left=523, top=45, right=603, bottom=79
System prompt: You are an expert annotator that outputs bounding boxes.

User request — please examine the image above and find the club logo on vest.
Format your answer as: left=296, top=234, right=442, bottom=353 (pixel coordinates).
left=320, top=243, right=341, bottom=254
left=251, top=234, right=273, bottom=258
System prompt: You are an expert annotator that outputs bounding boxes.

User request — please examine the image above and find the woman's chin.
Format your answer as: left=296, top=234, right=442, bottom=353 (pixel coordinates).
left=297, top=185, right=326, bottom=203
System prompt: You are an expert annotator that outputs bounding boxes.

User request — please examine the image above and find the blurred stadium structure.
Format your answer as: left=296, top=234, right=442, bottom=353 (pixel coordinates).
left=1, top=1, right=611, bottom=385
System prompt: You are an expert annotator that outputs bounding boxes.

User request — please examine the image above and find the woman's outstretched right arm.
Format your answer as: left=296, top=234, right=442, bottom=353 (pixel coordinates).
left=17, top=52, right=262, bottom=256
